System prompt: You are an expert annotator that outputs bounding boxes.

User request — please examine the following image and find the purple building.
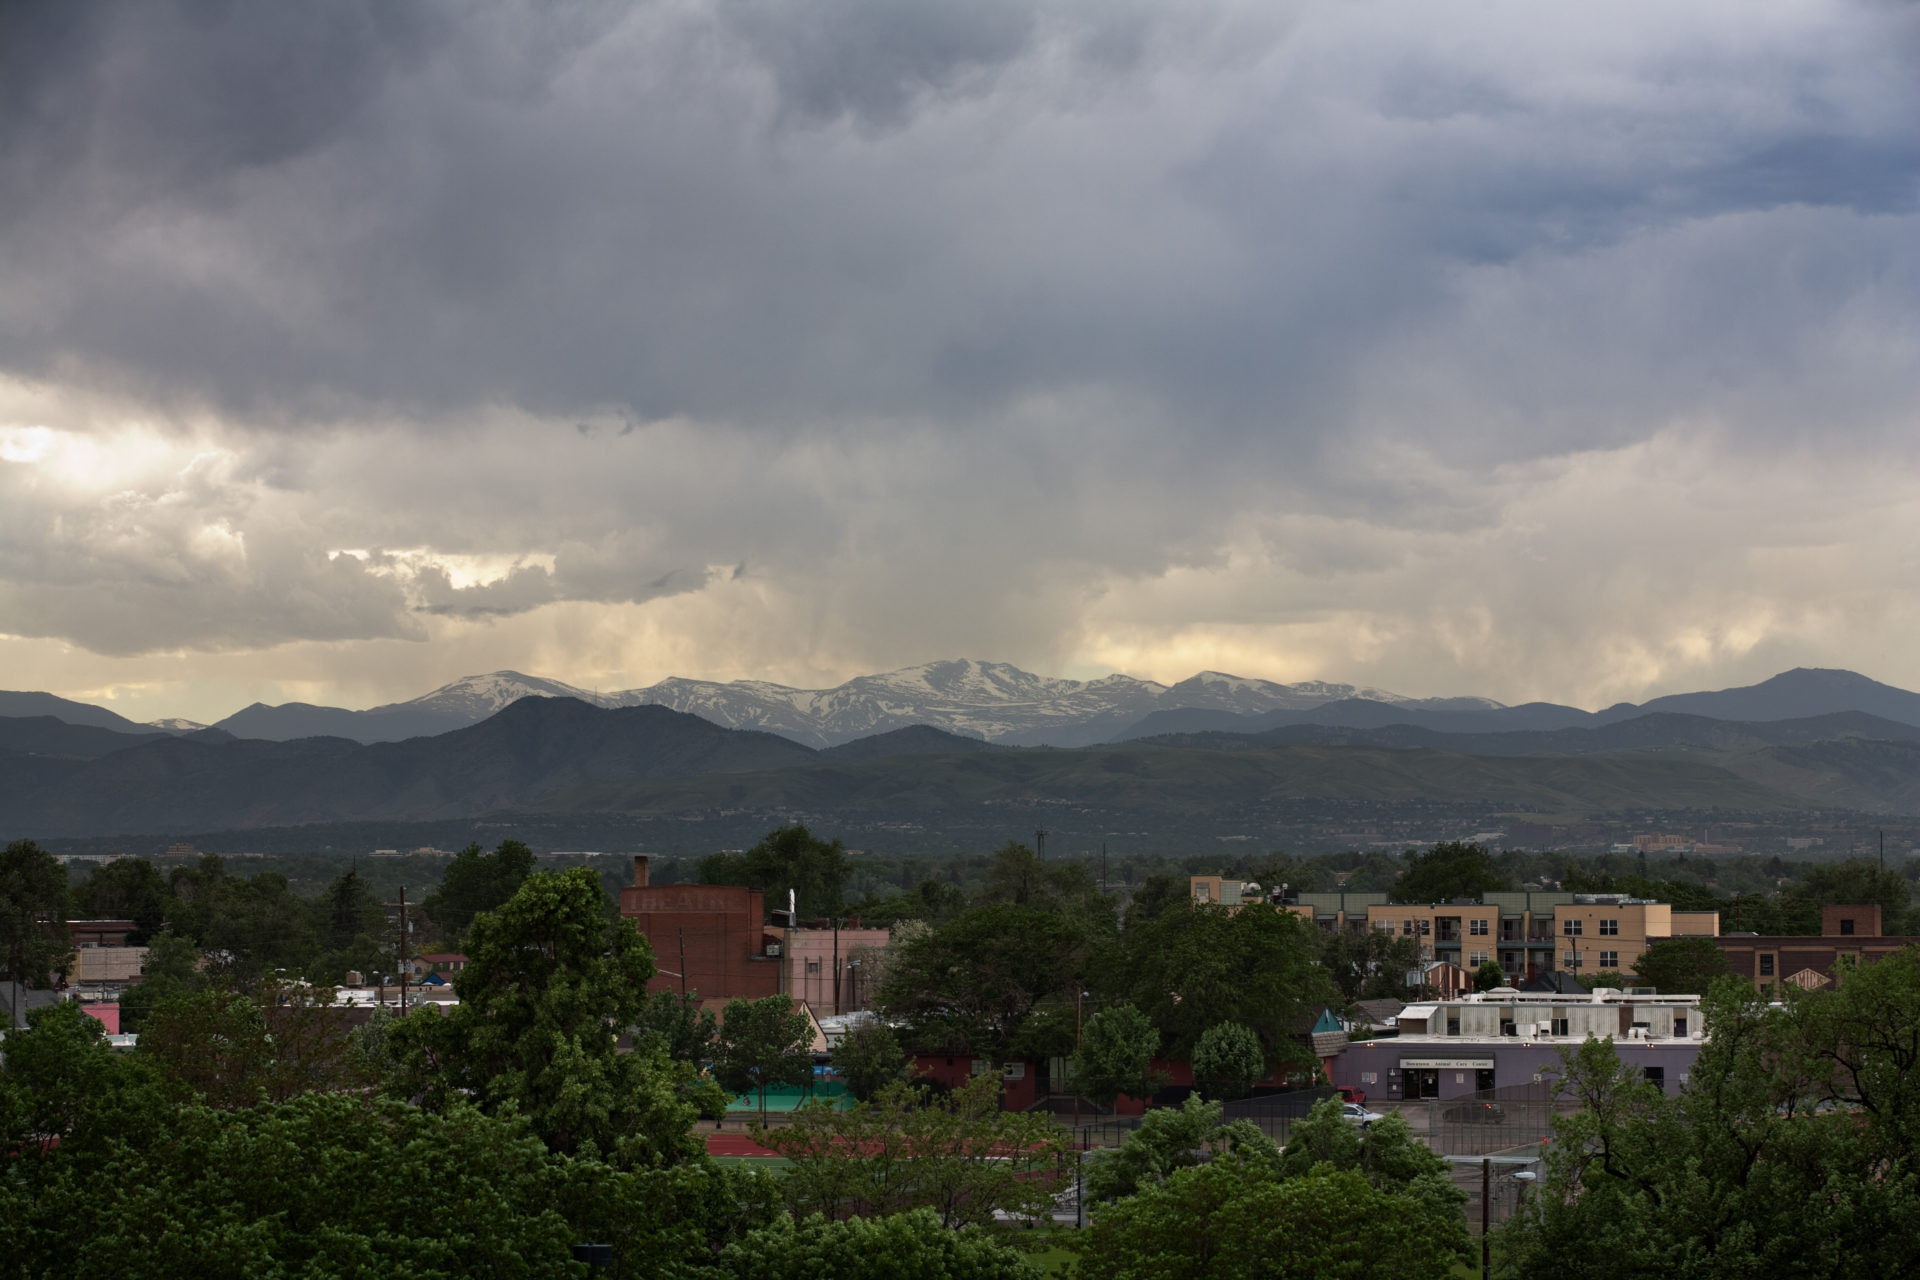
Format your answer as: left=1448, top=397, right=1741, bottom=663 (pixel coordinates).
left=1330, top=989, right=1705, bottom=1101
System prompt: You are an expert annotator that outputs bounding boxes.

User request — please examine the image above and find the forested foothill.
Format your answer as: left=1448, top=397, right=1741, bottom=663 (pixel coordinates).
left=5, top=831, right=1920, bottom=1276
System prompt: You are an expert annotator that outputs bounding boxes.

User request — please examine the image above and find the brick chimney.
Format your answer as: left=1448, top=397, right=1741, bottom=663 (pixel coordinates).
left=632, top=854, right=650, bottom=889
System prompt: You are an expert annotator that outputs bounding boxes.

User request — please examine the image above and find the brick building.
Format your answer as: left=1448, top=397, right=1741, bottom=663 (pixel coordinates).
left=1716, top=905, right=1920, bottom=994
left=619, top=855, right=783, bottom=1001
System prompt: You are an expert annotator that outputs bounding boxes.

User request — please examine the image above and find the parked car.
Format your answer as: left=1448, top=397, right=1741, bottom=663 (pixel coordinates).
left=1441, top=1101, right=1507, bottom=1125
left=1337, top=1086, right=1366, bottom=1104
left=1341, top=1102, right=1387, bottom=1127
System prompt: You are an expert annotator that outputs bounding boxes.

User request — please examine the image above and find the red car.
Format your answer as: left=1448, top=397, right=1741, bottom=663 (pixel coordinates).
left=1338, top=1086, right=1366, bottom=1104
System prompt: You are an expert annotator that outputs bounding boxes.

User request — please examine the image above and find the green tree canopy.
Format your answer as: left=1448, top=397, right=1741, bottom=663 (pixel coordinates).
left=388, top=867, right=701, bottom=1165
left=755, top=1076, right=1068, bottom=1228
left=831, top=1017, right=910, bottom=1103
left=71, top=855, right=176, bottom=944
left=1473, top=958, right=1508, bottom=992
left=1085, top=1094, right=1280, bottom=1203
left=115, top=930, right=206, bottom=1033
left=1503, top=952, right=1920, bottom=1279
left=165, top=855, right=317, bottom=981
left=1, top=839, right=70, bottom=999
left=1390, top=841, right=1514, bottom=904
left=718, top=1208, right=1038, bottom=1280
left=1191, top=1021, right=1266, bottom=1100
left=1630, top=935, right=1730, bottom=993
left=1121, top=873, right=1188, bottom=930
left=1318, top=924, right=1423, bottom=1002
left=634, top=987, right=719, bottom=1063
left=1071, top=1002, right=1163, bottom=1109
left=418, top=839, right=535, bottom=946
left=1084, top=1154, right=1471, bottom=1280
left=878, top=903, right=1093, bottom=1061
left=714, top=993, right=816, bottom=1122
left=701, top=824, right=852, bottom=918
left=1120, top=902, right=1334, bottom=1064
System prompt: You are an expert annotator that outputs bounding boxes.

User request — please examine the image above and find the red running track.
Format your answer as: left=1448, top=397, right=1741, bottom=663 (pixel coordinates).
left=706, top=1132, right=781, bottom=1158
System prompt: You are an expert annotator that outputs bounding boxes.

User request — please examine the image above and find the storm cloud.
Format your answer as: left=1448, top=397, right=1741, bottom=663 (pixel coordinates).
left=0, top=0, right=1916, bottom=720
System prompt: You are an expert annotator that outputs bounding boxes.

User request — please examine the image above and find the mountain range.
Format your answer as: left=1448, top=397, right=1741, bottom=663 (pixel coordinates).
left=7, top=672, right=1920, bottom=840
left=19, top=660, right=1911, bottom=752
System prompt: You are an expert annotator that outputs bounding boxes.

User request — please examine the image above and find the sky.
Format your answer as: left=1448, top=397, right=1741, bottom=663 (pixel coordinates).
left=2, top=0, right=1917, bottom=724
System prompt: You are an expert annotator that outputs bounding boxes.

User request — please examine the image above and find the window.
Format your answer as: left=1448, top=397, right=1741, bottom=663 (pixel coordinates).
left=1375, top=920, right=1395, bottom=934
left=1563, top=919, right=1584, bottom=936
left=1564, top=950, right=1581, bottom=969
left=1644, top=1066, right=1665, bottom=1090
left=1470, top=919, right=1489, bottom=936
left=1195, top=883, right=1211, bottom=902
left=1599, top=918, right=1619, bottom=936
left=1840, top=918, right=1856, bottom=936
left=1419, top=919, right=1431, bottom=935
left=1550, top=1018, right=1569, bottom=1036
left=1403, top=920, right=1416, bottom=936
left=1760, top=954, right=1775, bottom=977
left=1469, top=951, right=1488, bottom=968
left=1599, top=951, right=1618, bottom=969
left=1675, top=1017, right=1688, bottom=1037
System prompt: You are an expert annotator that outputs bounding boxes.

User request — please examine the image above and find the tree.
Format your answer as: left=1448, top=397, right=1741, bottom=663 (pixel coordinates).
left=1391, top=841, right=1513, bottom=904
left=1276, top=1095, right=1467, bottom=1242
left=1785, top=858, right=1914, bottom=934
left=701, top=824, right=852, bottom=918
left=1502, top=955, right=1920, bottom=1279
left=1084, top=1155, right=1471, bottom=1280
left=0, top=1093, right=584, bottom=1280
left=137, top=981, right=373, bottom=1107
left=635, top=987, right=719, bottom=1063
left=977, top=841, right=1109, bottom=922
left=1121, top=903, right=1333, bottom=1065
left=1085, top=1094, right=1279, bottom=1203
left=71, top=856, right=176, bottom=943
left=1191, top=1021, right=1266, bottom=1100
left=115, top=930, right=206, bottom=1033
left=1319, top=924, right=1423, bottom=1001
left=715, top=993, right=816, bottom=1122
left=1070, top=1002, right=1162, bottom=1109
left=831, top=1017, right=910, bottom=1102
left=0, top=998, right=168, bottom=1165
left=1122, top=874, right=1188, bottom=929
left=718, top=1208, right=1038, bottom=1280
left=165, top=855, right=317, bottom=981
left=755, top=1075, right=1068, bottom=1228
left=1, top=839, right=70, bottom=1011
left=419, top=838, right=535, bottom=946
left=1630, top=936, right=1730, bottom=993
left=1473, top=958, right=1508, bottom=992
left=879, top=904, right=1091, bottom=1063
left=388, top=867, right=702, bottom=1165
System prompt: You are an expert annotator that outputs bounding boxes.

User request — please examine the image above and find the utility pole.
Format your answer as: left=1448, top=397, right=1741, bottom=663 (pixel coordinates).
left=1482, top=1157, right=1492, bottom=1278
left=831, top=915, right=840, bottom=1016
left=1035, top=828, right=1046, bottom=860
left=678, top=928, right=688, bottom=998
left=398, top=886, right=409, bottom=1014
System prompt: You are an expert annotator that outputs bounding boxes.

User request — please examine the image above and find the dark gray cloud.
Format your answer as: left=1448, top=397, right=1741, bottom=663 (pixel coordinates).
left=0, top=1, right=1916, bottom=708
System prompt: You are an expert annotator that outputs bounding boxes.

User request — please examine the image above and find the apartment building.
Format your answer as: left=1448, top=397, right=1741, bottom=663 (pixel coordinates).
left=1190, top=882, right=1717, bottom=981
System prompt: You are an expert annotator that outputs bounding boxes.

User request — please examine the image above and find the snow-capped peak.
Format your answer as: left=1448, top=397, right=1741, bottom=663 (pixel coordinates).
left=377, top=670, right=616, bottom=718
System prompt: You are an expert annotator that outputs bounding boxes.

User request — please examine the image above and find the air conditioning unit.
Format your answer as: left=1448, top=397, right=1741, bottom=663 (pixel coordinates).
left=763, top=943, right=782, bottom=958
left=1002, top=1062, right=1025, bottom=1081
